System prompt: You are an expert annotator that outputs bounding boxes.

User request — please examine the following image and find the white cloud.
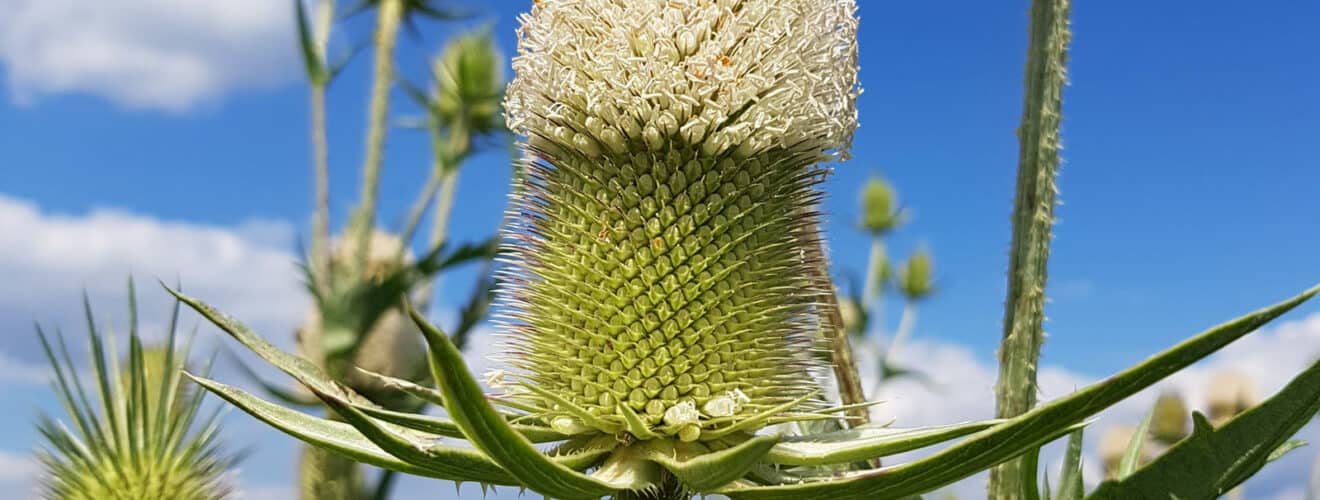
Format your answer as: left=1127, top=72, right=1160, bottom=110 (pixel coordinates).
left=0, top=450, right=38, bottom=497
left=0, top=0, right=294, bottom=111
left=860, top=310, right=1320, bottom=497
left=0, top=194, right=306, bottom=342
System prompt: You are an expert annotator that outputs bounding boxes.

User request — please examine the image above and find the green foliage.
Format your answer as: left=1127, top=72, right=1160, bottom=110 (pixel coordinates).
left=1090, top=355, right=1320, bottom=498
left=34, top=284, right=235, bottom=500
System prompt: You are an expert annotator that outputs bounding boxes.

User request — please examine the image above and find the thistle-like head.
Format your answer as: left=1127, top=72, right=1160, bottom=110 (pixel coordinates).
left=498, top=0, right=860, bottom=442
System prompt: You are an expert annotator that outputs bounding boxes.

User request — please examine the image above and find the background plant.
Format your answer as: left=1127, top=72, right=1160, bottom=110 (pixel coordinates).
left=33, top=282, right=236, bottom=500
left=236, top=1, right=508, bottom=499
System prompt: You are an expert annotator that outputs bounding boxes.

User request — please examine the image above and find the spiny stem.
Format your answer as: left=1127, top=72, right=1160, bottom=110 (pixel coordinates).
left=810, top=237, right=870, bottom=426
left=349, top=0, right=404, bottom=270
left=990, top=0, right=1071, bottom=496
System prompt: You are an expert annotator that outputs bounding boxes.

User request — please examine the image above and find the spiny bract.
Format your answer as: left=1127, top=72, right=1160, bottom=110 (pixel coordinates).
left=35, top=293, right=234, bottom=500
left=498, top=0, right=860, bottom=442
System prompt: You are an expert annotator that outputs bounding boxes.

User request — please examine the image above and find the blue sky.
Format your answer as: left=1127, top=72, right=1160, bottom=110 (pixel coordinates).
left=1, top=0, right=1317, bottom=498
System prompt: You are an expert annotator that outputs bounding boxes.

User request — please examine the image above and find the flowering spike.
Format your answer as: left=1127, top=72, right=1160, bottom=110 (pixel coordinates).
left=498, top=0, right=860, bottom=440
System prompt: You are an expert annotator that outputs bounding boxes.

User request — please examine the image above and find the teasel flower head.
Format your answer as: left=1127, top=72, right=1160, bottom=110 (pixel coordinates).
left=897, top=247, right=935, bottom=302
left=35, top=287, right=235, bottom=500
left=1149, top=391, right=1189, bottom=444
left=499, top=0, right=860, bottom=441
left=1206, top=370, right=1259, bottom=425
left=859, top=176, right=902, bottom=235
left=431, top=27, right=506, bottom=138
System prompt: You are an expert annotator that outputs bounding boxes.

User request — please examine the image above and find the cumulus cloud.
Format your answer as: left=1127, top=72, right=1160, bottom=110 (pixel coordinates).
left=0, top=0, right=294, bottom=111
left=0, top=194, right=306, bottom=347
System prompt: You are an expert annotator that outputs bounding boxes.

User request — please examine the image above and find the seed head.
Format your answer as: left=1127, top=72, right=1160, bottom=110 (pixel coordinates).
left=497, top=0, right=860, bottom=440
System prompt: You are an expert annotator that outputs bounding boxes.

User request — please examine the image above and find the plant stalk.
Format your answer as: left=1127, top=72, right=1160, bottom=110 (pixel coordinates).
left=990, top=0, right=1071, bottom=496
left=308, top=0, right=334, bottom=295
left=809, top=236, right=870, bottom=426
left=350, top=0, right=404, bottom=270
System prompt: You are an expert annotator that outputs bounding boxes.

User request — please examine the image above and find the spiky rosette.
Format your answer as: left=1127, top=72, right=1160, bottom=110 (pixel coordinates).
left=34, top=288, right=235, bottom=500
left=497, top=0, right=860, bottom=441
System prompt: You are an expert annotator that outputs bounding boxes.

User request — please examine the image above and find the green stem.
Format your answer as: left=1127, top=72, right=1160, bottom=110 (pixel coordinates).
left=310, top=82, right=331, bottom=294
left=350, top=0, right=404, bottom=271
left=886, top=301, right=917, bottom=365
left=990, top=0, right=1071, bottom=497
left=862, top=236, right=885, bottom=319
left=308, top=0, right=334, bottom=295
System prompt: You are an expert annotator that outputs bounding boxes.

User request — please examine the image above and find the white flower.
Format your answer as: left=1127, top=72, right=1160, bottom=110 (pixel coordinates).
left=663, top=400, right=700, bottom=427
left=505, top=0, right=860, bottom=160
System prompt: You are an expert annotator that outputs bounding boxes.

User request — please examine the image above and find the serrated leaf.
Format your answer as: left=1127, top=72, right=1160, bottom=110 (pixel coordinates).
left=165, top=286, right=380, bottom=409
left=186, top=373, right=509, bottom=484
left=719, top=284, right=1318, bottom=499
left=644, top=435, right=779, bottom=492
left=1088, top=356, right=1320, bottom=499
left=767, top=420, right=1001, bottom=466
left=409, top=302, right=624, bottom=499
left=1117, top=406, right=1154, bottom=479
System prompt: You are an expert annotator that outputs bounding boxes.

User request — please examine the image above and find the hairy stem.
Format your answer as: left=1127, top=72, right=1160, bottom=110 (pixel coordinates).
left=990, top=0, right=1071, bottom=496
left=310, top=83, right=331, bottom=293
left=308, top=0, right=334, bottom=295
left=349, top=0, right=404, bottom=270
left=810, top=238, right=870, bottom=426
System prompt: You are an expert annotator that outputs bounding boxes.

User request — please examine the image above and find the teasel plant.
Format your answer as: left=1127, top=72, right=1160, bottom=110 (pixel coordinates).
left=835, top=175, right=938, bottom=391
left=33, top=282, right=237, bottom=499
left=266, top=2, right=504, bottom=499
left=172, top=0, right=1320, bottom=499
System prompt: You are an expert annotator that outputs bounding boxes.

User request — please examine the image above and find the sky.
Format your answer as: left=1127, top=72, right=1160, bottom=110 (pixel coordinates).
left=0, top=0, right=1318, bottom=498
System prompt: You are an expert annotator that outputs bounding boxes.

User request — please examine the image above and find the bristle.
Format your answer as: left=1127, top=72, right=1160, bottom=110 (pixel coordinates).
left=494, top=0, right=859, bottom=440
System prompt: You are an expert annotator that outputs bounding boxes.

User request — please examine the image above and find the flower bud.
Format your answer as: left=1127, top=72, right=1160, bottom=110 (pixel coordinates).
left=1150, top=392, right=1189, bottom=444
left=859, top=176, right=901, bottom=234
left=897, top=248, right=935, bottom=301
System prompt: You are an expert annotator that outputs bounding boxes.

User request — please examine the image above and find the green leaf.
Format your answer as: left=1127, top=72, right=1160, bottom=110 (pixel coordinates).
left=1088, top=357, right=1320, bottom=499
left=166, top=285, right=391, bottom=410
left=720, top=284, right=1318, bottom=500
left=643, top=435, right=780, bottom=492
left=409, top=302, right=626, bottom=499
left=767, top=420, right=1002, bottom=466
left=1057, top=429, right=1085, bottom=500
left=224, top=349, right=321, bottom=407
left=1117, top=406, right=1154, bottom=479
left=294, top=0, right=327, bottom=84
left=186, top=372, right=507, bottom=484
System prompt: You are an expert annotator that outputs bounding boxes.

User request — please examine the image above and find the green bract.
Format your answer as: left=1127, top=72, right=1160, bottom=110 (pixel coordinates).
left=35, top=284, right=235, bottom=500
